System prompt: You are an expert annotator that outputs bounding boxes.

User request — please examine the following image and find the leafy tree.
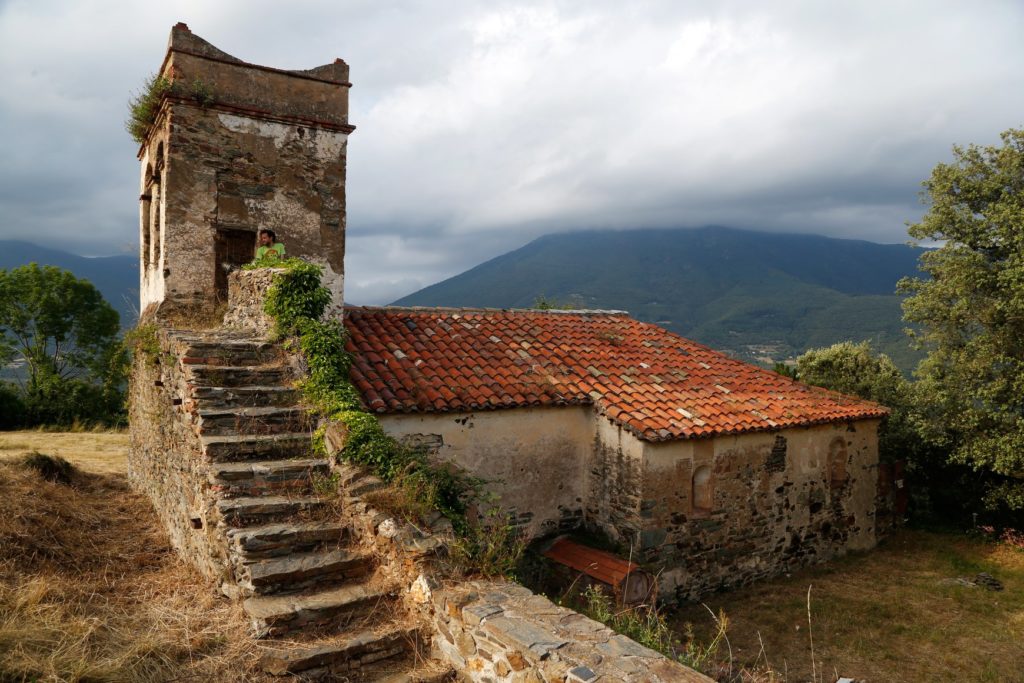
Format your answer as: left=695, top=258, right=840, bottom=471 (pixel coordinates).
left=795, top=341, right=917, bottom=462
left=0, top=264, right=127, bottom=426
left=900, top=128, right=1024, bottom=514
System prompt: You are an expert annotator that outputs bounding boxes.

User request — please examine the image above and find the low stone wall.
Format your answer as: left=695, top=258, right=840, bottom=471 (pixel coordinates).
left=128, top=330, right=231, bottom=583
left=222, top=268, right=279, bottom=334
left=427, top=581, right=713, bottom=683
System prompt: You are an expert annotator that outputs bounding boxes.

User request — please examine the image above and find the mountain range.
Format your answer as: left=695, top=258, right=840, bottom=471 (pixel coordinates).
left=1, top=227, right=927, bottom=372
left=393, top=226, right=926, bottom=372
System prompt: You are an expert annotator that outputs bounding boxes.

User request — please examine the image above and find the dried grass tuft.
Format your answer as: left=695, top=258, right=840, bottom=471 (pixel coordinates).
left=19, top=451, right=75, bottom=485
left=0, top=460, right=268, bottom=682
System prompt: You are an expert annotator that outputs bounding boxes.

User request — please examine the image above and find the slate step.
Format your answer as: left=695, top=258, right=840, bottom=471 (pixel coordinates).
left=191, top=384, right=301, bottom=409
left=244, top=582, right=393, bottom=637
left=197, top=406, right=310, bottom=436
left=186, top=364, right=293, bottom=388
left=201, top=432, right=312, bottom=462
left=211, top=458, right=328, bottom=496
left=334, top=464, right=387, bottom=499
left=241, top=548, right=372, bottom=595
left=181, top=340, right=282, bottom=366
left=260, top=627, right=417, bottom=676
left=217, top=494, right=328, bottom=528
left=228, top=520, right=349, bottom=558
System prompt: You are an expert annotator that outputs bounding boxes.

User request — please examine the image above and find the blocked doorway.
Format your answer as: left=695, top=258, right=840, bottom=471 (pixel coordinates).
left=214, top=228, right=256, bottom=301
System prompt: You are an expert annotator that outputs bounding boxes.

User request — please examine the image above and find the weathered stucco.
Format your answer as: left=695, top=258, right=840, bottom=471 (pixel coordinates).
left=381, top=404, right=884, bottom=601
left=137, top=24, right=350, bottom=321
left=379, top=407, right=595, bottom=537
left=586, top=416, right=647, bottom=547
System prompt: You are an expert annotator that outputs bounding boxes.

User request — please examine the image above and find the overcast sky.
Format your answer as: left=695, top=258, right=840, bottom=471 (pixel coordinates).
left=1, top=1, right=1022, bottom=303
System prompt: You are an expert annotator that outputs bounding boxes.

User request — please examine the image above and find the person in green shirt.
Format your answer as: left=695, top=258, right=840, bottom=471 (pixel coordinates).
left=255, top=229, right=286, bottom=261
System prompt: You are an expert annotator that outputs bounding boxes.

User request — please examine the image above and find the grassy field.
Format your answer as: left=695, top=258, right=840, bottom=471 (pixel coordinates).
left=3, top=431, right=1021, bottom=682
left=0, top=428, right=129, bottom=474
left=0, top=430, right=270, bottom=682
left=673, top=530, right=1024, bottom=682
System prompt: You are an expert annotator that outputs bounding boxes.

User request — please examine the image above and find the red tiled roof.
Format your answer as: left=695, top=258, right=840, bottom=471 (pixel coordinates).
left=343, top=307, right=887, bottom=442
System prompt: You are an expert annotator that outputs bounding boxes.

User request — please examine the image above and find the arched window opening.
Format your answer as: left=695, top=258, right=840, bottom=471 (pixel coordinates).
left=693, top=465, right=713, bottom=513
left=151, top=144, right=165, bottom=267
left=141, top=163, right=153, bottom=270
left=828, top=438, right=848, bottom=488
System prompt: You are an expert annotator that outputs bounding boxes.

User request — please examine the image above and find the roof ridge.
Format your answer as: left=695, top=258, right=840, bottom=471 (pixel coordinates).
left=345, top=305, right=629, bottom=316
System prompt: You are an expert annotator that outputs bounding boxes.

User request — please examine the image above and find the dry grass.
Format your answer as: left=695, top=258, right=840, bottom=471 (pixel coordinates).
left=672, top=529, right=1024, bottom=682
left=0, top=454, right=270, bottom=682
left=0, top=429, right=129, bottom=475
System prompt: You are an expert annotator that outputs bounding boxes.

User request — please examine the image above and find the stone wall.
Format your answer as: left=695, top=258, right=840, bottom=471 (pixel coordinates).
left=427, top=581, right=714, bottom=683
left=585, top=417, right=645, bottom=547
left=127, top=331, right=233, bottom=582
left=222, top=268, right=278, bottom=334
left=378, top=403, right=884, bottom=602
left=137, top=25, right=350, bottom=319
left=379, top=407, right=594, bottom=538
left=638, top=420, right=882, bottom=601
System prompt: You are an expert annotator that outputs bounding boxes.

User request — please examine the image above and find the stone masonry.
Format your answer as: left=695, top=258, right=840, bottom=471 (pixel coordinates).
left=428, top=582, right=712, bottom=683
left=128, top=285, right=710, bottom=680
left=128, top=325, right=457, bottom=679
left=128, top=23, right=888, bottom=681
left=137, top=24, right=350, bottom=319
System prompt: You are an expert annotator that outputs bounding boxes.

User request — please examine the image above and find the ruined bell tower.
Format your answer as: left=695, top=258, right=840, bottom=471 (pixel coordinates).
left=136, top=23, right=353, bottom=319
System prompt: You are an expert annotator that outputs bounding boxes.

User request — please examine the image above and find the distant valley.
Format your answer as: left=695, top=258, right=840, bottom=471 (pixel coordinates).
left=393, top=226, right=926, bottom=372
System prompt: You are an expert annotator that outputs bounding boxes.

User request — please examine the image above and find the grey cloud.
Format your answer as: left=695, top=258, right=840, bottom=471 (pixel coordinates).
left=1, top=0, right=1021, bottom=299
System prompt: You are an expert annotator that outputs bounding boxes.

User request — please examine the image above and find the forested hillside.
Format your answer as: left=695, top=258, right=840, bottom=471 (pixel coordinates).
left=394, top=226, right=926, bottom=371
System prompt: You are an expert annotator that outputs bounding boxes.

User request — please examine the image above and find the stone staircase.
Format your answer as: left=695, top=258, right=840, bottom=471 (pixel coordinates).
left=175, top=333, right=452, bottom=681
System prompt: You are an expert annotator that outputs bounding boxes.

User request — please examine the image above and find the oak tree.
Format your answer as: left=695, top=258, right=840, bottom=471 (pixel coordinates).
left=900, top=128, right=1024, bottom=512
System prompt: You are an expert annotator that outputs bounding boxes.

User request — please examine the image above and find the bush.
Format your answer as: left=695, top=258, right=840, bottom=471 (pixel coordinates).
left=450, top=505, right=528, bottom=579
left=125, top=74, right=218, bottom=145
left=124, top=323, right=160, bottom=365
left=22, top=375, right=126, bottom=429
left=261, top=259, right=333, bottom=336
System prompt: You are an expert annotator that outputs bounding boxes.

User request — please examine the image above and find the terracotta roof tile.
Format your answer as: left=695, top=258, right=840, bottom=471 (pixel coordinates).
left=343, top=307, right=887, bottom=442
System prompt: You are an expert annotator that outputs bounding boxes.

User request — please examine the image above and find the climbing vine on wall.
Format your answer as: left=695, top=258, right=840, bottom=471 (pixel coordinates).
left=259, top=259, right=478, bottom=532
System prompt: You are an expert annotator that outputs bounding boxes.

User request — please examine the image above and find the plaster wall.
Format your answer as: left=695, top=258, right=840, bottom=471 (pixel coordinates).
left=378, top=407, right=594, bottom=537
